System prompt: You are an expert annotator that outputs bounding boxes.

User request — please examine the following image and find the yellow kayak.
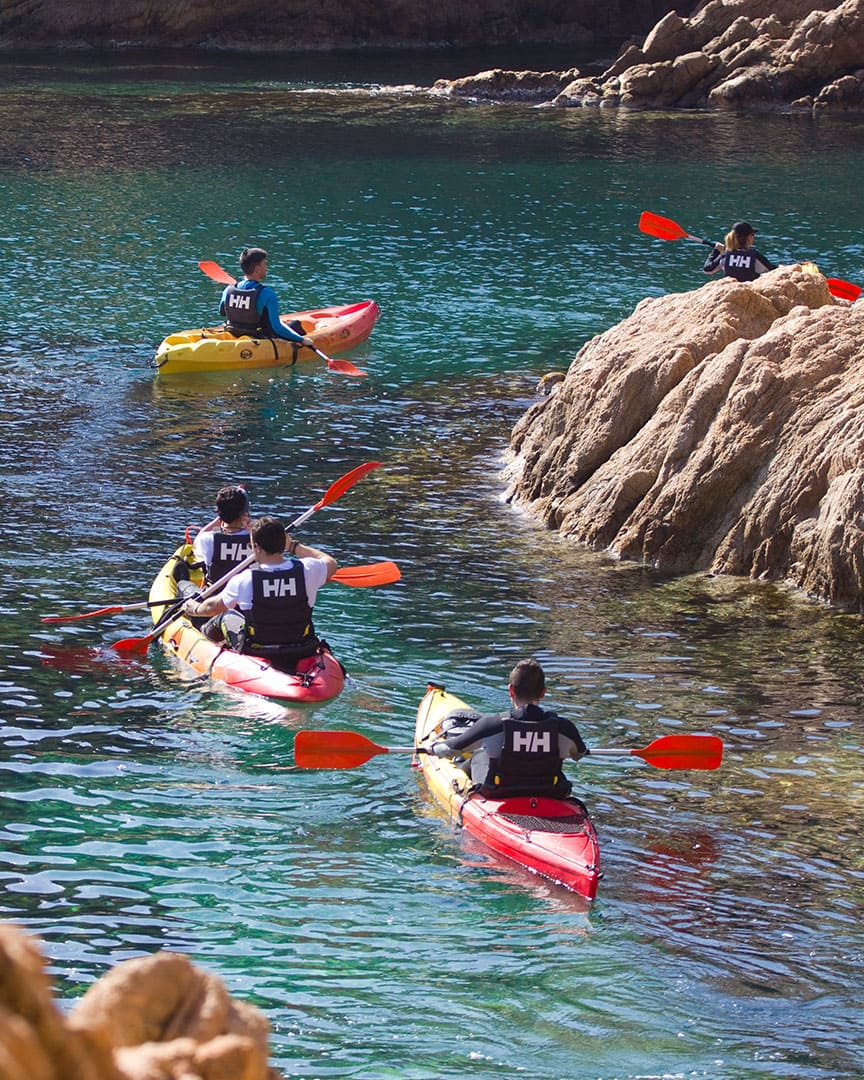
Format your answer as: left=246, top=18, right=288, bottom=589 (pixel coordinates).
left=153, top=299, right=379, bottom=375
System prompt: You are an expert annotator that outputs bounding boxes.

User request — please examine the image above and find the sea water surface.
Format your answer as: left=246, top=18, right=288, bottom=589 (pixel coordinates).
left=2, top=49, right=864, bottom=1080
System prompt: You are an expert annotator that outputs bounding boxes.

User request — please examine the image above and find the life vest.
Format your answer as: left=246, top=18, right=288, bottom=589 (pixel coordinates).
left=207, top=530, right=252, bottom=583
left=723, top=249, right=759, bottom=282
left=246, top=561, right=314, bottom=648
left=223, top=282, right=265, bottom=335
left=483, top=705, right=570, bottom=797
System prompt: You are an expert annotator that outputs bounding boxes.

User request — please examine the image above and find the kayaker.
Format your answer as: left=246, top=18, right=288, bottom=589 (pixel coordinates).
left=432, top=659, right=588, bottom=798
left=193, top=485, right=253, bottom=584
left=221, top=247, right=317, bottom=346
left=182, top=515, right=338, bottom=670
left=703, top=221, right=776, bottom=282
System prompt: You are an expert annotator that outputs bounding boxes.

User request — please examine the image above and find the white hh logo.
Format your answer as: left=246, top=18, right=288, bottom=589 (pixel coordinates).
left=728, top=254, right=750, bottom=267
left=262, top=578, right=297, bottom=598
left=219, top=542, right=251, bottom=560
left=512, top=730, right=552, bottom=753
left=228, top=293, right=252, bottom=310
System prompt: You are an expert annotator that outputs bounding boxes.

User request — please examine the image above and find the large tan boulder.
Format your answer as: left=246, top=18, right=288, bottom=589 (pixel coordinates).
left=0, top=923, right=282, bottom=1080
left=505, top=264, right=864, bottom=610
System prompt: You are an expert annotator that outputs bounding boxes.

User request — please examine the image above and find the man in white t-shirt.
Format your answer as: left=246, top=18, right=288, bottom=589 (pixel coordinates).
left=184, top=515, right=337, bottom=667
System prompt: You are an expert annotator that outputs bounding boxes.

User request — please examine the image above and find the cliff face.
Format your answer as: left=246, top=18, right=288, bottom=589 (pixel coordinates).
left=0, top=0, right=693, bottom=50
left=505, top=266, right=864, bottom=611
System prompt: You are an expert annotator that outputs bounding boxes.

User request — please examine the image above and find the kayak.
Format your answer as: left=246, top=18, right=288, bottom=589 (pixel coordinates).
left=147, top=542, right=345, bottom=703
left=153, top=299, right=379, bottom=375
left=414, top=684, right=601, bottom=899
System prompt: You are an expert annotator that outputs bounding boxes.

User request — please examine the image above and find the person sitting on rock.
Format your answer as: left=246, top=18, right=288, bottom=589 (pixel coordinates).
left=703, top=220, right=776, bottom=282
left=432, top=658, right=588, bottom=798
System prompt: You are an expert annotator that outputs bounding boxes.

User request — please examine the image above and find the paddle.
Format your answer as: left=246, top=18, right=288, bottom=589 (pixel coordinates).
left=41, top=561, right=399, bottom=624
left=331, top=561, right=401, bottom=587
left=639, top=211, right=862, bottom=301
left=294, top=731, right=723, bottom=771
left=109, top=461, right=382, bottom=653
left=197, top=260, right=368, bottom=376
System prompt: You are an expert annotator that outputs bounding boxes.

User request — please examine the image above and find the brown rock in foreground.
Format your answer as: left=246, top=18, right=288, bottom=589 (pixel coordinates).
left=0, top=922, right=282, bottom=1080
left=504, top=265, right=864, bottom=610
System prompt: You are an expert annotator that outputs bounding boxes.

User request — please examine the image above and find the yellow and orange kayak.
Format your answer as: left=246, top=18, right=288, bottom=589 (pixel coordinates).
left=153, top=299, right=379, bottom=375
left=148, top=544, right=345, bottom=704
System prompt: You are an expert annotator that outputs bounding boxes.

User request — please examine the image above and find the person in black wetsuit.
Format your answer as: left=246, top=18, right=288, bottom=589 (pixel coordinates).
left=703, top=221, right=776, bottom=282
left=432, top=658, right=588, bottom=798
left=220, top=246, right=316, bottom=346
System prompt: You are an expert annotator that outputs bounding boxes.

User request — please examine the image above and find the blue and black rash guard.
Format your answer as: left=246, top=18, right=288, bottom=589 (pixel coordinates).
left=703, top=246, right=776, bottom=282
left=220, top=279, right=306, bottom=342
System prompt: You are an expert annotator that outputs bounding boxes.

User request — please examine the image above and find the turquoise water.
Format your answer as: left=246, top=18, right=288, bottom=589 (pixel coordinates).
left=3, top=50, right=864, bottom=1079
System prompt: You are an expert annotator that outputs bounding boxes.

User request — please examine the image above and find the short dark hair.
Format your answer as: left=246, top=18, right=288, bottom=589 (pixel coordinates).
left=239, top=246, right=268, bottom=274
left=215, top=485, right=249, bottom=524
left=509, top=658, right=546, bottom=700
left=251, top=515, right=287, bottom=555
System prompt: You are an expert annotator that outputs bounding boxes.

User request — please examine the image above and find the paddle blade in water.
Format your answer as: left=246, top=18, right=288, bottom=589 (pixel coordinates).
left=639, top=210, right=689, bottom=242
left=326, top=356, right=367, bottom=377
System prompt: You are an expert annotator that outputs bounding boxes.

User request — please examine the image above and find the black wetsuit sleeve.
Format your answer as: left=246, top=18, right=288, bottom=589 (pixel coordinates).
left=703, top=249, right=724, bottom=274
left=558, top=716, right=588, bottom=757
left=753, top=249, right=776, bottom=273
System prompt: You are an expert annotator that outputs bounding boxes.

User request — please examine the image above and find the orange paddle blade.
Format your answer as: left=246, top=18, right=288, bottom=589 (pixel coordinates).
left=294, top=730, right=414, bottom=769
left=316, top=461, right=381, bottom=509
left=639, top=210, right=689, bottom=242
left=826, top=277, right=862, bottom=302
left=325, top=356, right=367, bottom=377
left=591, top=734, right=723, bottom=770
left=331, top=562, right=401, bottom=587
left=198, top=260, right=236, bottom=285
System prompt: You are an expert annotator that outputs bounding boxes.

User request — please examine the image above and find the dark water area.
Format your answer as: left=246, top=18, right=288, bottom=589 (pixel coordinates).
left=2, top=50, right=864, bottom=1080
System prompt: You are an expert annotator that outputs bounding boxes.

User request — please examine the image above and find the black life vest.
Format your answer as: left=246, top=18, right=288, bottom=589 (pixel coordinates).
left=723, top=248, right=759, bottom=282
left=223, top=282, right=265, bottom=335
left=246, top=561, right=314, bottom=647
left=207, top=530, right=252, bottom=583
left=483, top=705, right=570, bottom=798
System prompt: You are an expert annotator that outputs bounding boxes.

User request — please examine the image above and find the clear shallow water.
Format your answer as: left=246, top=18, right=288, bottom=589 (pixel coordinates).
left=2, top=50, right=864, bottom=1080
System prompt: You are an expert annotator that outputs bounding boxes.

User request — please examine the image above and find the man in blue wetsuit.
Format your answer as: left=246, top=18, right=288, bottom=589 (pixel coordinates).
left=703, top=221, right=776, bottom=282
left=221, top=247, right=315, bottom=346
left=432, top=658, right=588, bottom=799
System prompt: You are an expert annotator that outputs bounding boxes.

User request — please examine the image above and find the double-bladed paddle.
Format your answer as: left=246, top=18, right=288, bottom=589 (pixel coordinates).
left=41, top=559, right=400, bottom=625
left=108, top=461, right=384, bottom=653
left=197, top=260, right=368, bottom=376
left=294, top=730, right=724, bottom=771
left=639, top=210, right=862, bottom=301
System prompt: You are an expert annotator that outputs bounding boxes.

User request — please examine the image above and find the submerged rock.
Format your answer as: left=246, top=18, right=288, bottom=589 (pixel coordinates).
left=0, top=922, right=282, bottom=1079
left=504, top=264, right=864, bottom=610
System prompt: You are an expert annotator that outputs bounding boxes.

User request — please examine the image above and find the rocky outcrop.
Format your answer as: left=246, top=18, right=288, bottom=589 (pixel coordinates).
left=504, top=264, right=864, bottom=611
left=0, top=1, right=692, bottom=51
left=0, top=922, right=281, bottom=1080
left=433, top=0, right=864, bottom=111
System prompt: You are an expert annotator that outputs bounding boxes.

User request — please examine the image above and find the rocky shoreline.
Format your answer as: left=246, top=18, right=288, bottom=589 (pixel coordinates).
left=433, top=0, right=864, bottom=112
left=504, top=264, right=864, bottom=612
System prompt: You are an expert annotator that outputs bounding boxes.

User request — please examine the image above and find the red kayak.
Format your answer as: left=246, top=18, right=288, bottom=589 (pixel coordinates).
left=414, top=684, right=601, bottom=899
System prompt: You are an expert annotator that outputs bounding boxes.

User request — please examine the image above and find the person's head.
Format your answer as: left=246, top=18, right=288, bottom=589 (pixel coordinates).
left=215, top=485, right=250, bottom=526
left=250, top=515, right=287, bottom=556
left=239, top=246, right=268, bottom=277
left=727, top=221, right=756, bottom=250
left=508, top=658, right=546, bottom=704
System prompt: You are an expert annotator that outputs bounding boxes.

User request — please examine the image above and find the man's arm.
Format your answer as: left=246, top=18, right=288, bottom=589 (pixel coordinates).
left=259, top=287, right=314, bottom=344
